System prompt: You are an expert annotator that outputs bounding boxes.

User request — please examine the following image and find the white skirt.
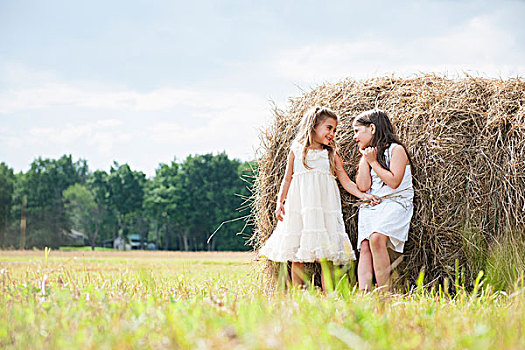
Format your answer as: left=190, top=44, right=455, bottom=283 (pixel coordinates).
left=259, top=172, right=356, bottom=265
left=357, top=199, right=413, bottom=253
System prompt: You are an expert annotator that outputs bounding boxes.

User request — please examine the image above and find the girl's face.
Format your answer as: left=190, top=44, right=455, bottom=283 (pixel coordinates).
left=352, top=122, right=375, bottom=150
left=313, top=117, right=337, bottom=147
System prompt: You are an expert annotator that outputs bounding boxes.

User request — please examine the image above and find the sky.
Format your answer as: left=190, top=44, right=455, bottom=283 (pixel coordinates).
left=1, top=0, right=524, bottom=177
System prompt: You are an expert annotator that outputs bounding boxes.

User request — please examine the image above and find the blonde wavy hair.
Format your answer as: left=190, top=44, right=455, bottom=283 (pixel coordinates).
left=294, top=106, right=338, bottom=173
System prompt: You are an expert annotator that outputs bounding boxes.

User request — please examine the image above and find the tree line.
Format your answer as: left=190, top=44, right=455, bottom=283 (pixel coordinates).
left=0, top=153, right=254, bottom=251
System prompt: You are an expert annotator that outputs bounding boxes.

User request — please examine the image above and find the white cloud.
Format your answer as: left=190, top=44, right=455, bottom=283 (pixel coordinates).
left=145, top=91, right=268, bottom=160
left=96, top=119, right=123, bottom=127
left=272, top=14, right=525, bottom=82
left=0, top=64, right=270, bottom=174
left=0, top=64, right=273, bottom=115
left=29, top=127, right=55, bottom=138
left=90, top=130, right=137, bottom=157
left=17, top=119, right=132, bottom=153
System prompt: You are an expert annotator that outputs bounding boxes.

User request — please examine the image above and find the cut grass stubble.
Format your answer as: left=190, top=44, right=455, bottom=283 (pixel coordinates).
left=2, top=250, right=524, bottom=349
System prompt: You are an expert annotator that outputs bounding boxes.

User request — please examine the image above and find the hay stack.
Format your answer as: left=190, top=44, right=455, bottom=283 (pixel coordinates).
left=252, top=75, right=525, bottom=286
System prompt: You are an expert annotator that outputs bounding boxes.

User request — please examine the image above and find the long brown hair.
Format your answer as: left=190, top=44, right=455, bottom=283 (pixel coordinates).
left=354, top=109, right=412, bottom=170
left=294, top=106, right=338, bottom=173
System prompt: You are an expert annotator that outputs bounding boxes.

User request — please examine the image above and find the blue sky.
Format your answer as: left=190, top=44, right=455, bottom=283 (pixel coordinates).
left=1, top=0, right=524, bottom=176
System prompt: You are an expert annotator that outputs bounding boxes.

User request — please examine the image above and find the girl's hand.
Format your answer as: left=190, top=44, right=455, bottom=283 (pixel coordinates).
left=363, top=193, right=381, bottom=206
left=359, top=147, right=377, bottom=164
left=275, top=202, right=285, bottom=221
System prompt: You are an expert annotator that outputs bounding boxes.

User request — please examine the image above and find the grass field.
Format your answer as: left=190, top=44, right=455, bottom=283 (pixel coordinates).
left=1, top=250, right=524, bottom=349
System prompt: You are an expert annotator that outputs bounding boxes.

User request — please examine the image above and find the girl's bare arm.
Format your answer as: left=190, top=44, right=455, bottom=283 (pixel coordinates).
left=275, top=151, right=294, bottom=221
left=335, top=153, right=370, bottom=200
left=362, top=145, right=408, bottom=189
left=277, top=151, right=295, bottom=204
left=355, top=155, right=372, bottom=191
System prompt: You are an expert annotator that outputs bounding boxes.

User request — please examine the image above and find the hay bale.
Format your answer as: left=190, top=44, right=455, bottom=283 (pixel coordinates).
left=251, top=74, right=525, bottom=287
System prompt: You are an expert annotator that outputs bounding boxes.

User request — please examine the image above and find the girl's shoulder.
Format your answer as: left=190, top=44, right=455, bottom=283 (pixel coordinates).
left=384, top=143, right=397, bottom=159
left=389, top=143, right=410, bottom=166
left=390, top=143, right=407, bottom=156
left=290, top=141, right=304, bottom=156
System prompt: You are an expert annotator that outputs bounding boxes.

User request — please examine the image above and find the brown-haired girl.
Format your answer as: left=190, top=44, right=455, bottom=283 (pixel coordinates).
left=353, top=109, right=414, bottom=292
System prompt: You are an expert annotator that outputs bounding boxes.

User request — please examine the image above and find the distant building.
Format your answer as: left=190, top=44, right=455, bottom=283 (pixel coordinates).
left=113, top=236, right=128, bottom=250
left=103, top=235, right=156, bottom=250
left=63, top=229, right=87, bottom=246
left=127, top=234, right=142, bottom=249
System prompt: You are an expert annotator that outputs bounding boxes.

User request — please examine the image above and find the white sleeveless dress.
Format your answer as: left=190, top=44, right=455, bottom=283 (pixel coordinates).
left=259, top=142, right=356, bottom=264
left=357, top=143, right=414, bottom=253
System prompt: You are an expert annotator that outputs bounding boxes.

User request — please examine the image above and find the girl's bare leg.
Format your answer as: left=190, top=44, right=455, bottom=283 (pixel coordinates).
left=369, top=232, right=391, bottom=291
left=358, top=240, right=374, bottom=292
left=291, top=262, right=305, bottom=287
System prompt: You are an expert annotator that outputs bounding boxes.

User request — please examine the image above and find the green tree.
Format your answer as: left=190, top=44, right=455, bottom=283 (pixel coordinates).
left=143, top=154, right=252, bottom=251
left=0, top=163, right=15, bottom=248
left=143, top=161, right=180, bottom=250
left=173, top=153, right=251, bottom=251
left=63, top=183, right=101, bottom=250
left=88, top=170, right=117, bottom=245
left=15, top=155, right=88, bottom=248
left=107, top=163, right=146, bottom=242
left=210, top=159, right=254, bottom=251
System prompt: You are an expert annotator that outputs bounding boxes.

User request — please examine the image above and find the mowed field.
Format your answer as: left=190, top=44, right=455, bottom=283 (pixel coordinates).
left=1, top=250, right=524, bottom=349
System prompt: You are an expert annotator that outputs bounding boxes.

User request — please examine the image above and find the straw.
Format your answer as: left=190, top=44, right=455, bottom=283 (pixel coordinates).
left=251, top=74, right=525, bottom=287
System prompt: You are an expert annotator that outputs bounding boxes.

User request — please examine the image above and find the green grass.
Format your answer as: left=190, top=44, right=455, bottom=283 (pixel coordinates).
left=1, top=250, right=524, bottom=349
left=58, top=246, right=118, bottom=251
